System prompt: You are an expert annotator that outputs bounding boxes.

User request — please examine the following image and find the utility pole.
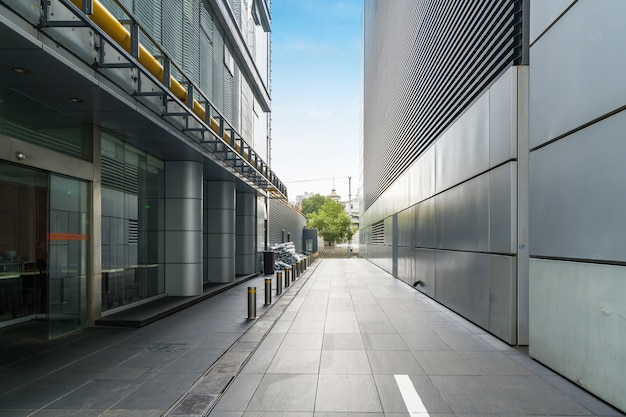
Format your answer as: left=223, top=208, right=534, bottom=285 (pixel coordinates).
left=348, top=176, right=352, bottom=209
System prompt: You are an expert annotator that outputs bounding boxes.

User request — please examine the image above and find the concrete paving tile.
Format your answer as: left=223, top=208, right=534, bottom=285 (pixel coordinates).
left=258, top=333, right=286, bottom=350
left=429, top=375, right=523, bottom=415
left=162, top=348, right=223, bottom=373
left=240, top=349, right=276, bottom=375
left=460, top=351, right=534, bottom=376
left=207, top=410, right=243, bottom=416
left=374, top=374, right=453, bottom=414
left=353, top=303, right=383, bottom=312
left=212, top=373, right=264, bottom=412
left=243, top=412, right=312, bottom=417
left=246, top=374, right=318, bottom=412
left=266, top=349, right=321, bottom=374
left=48, top=379, right=141, bottom=410
left=320, top=350, right=371, bottom=374
left=313, top=413, right=383, bottom=417
left=113, top=371, right=200, bottom=410
left=315, top=374, right=382, bottom=413
left=279, top=333, right=323, bottom=350
left=486, top=375, right=597, bottom=415
left=0, top=410, right=32, bottom=417
left=426, top=320, right=471, bottom=334
left=412, top=351, right=478, bottom=376
left=366, top=350, right=424, bottom=375
left=362, top=333, right=407, bottom=351
left=400, top=331, right=452, bottom=351
left=325, top=319, right=360, bottom=333
left=357, top=320, right=397, bottom=334
left=437, top=332, right=497, bottom=351
left=505, top=350, right=559, bottom=376
left=268, top=320, right=291, bottom=334
left=322, top=333, right=364, bottom=351
left=99, top=410, right=163, bottom=417
left=541, top=374, right=625, bottom=416
left=289, top=319, right=326, bottom=333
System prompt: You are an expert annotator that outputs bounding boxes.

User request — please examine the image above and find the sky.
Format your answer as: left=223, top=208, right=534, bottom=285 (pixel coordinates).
left=270, top=0, right=363, bottom=203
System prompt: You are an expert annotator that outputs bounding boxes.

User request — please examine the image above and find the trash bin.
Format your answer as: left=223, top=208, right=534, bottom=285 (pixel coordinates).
left=263, top=250, right=275, bottom=275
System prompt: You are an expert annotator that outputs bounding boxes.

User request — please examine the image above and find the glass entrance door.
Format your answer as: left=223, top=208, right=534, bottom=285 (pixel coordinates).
left=48, top=175, right=89, bottom=338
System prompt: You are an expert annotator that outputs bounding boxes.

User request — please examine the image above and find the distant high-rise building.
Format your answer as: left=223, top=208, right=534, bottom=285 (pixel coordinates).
left=362, top=0, right=626, bottom=411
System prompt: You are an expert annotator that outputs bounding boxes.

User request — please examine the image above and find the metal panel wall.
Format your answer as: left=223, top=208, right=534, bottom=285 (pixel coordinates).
left=361, top=65, right=523, bottom=344
left=529, top=1, right=626, bottom=149
left=363, top=0, right=523, bottom=209
left=268, top=199, right=306, bottom=253
left=528, top=1, right=626, bottom=410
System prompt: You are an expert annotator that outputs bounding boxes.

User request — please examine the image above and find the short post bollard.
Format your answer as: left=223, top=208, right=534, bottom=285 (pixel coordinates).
left=276, top=271, right=283, bottom=295
left=264, top=278, right=272, bottom=305
left=291, top=267, right=295, bottom=282
left=284, top=269, right=290, bottom=288
left=247, top=287, right=257, bottom=320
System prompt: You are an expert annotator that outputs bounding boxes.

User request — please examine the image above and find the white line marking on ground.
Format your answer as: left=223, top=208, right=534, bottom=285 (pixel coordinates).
left=394, top=374, right=430, bottom=417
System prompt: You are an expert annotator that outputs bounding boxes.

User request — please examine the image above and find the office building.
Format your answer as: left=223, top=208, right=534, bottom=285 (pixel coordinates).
left=362, top=0, right=625, bottom=411
left=0, top=0, right=306, bottom=338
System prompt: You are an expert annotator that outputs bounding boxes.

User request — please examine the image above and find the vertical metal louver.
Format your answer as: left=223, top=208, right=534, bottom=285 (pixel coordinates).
left=212, top=31, right=225, bottom=113
left=134, top=0, right=161, bottom=55
left=363, top=0, right=525, bottom=210
left=200, top=0, right=214, bottom=98
left=161, top=2, right=183, bottom=65
left=182, top=0, right=201, bottom=86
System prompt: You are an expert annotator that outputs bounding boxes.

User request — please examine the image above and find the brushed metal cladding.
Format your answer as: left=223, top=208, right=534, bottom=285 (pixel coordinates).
left=409, top=146, right=436, bottom=206
left=206, top=233, right=235, bottom=258
left=165, top=198, right=202, bottom=231
left=435, top=94, right=490, bottom=194
left=488, top=255, right=517, bottom=344
left=489, top=162, right=517, bottom=254
left=435, top=250, right=490, bottom=329
left=205, top=258, right=235, bottom=282
left=529, top=111, right=626, bottom=263
left=435, top=174, right=489, bottom=252
left=530, top=259, right=626, bottom=412
left=235, top=215, right=257, bottom=235
left=165, top=161, right=203, bottom=200
left=414, top=249, right=436, bottom=298
left=414, top=197, right=436, bottom=249
left=397, top=247, right=413, bottom=286
left=205, top=209, right=236, bottom=234
left=489, top=67, right=518, bottom=166
left=363, top=0, right=523, bottom=209
left=529, top=0, right=576, bottom=44
left=205, top=181, right=236, bottom=210
left=235, top=236, right=256, bottom=255
left=530, top=0, right=626, bottom=149
left=165, top=231, right=202, bottom=263
left=165, top=263, right=202, bottom=295
left=397, top=207, right=413, bottom=247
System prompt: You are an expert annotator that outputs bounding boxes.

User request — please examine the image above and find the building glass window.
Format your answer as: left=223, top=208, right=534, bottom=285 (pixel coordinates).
left=101, top=134, right=164, bottom=311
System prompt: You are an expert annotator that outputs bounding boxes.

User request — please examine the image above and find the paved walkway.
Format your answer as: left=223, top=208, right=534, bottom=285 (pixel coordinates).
left=0, top=259, right=623, bottom=416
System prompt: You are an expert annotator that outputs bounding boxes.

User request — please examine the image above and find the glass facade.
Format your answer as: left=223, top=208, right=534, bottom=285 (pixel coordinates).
left=0, top=163, right=48, bottom=326
left=100, top=134, right=164, bottom=311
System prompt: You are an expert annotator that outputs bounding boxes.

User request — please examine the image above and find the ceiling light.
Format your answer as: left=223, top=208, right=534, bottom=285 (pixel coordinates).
left=68, top=97, right=83, bottom=103
left=12, top=67, right=29, bottom=74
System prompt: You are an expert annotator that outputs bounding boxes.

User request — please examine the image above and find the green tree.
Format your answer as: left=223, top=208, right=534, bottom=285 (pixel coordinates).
left=307, top=199, right=354, bottom=245
left=300, top=194, right=331, bottom=217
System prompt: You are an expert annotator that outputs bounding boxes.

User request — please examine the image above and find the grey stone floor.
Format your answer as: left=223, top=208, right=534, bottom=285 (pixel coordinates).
left=203, top=259, right=624, bottom=417
left=0, top=259, right=623, bottom=417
